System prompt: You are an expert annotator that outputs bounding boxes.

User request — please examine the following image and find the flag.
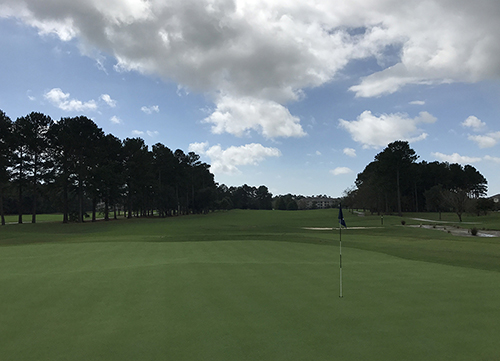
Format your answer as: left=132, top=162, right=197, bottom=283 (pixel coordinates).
left=338, top=204, right=347, bottom=228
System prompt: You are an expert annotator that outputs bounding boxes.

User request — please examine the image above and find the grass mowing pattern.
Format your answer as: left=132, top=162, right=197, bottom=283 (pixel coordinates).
left=1, top=210, right=500, bottom=360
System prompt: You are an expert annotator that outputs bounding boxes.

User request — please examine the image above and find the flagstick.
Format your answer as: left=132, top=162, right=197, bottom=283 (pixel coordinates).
left=337, top=204, right=345, bottom=298
left=339, top=224, right=343, bottom=298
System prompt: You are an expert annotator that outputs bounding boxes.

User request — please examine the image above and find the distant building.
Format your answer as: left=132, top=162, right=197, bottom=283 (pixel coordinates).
left=301, top=197, right=337, bottom=209
left=491, top=194, right=500, bottom=204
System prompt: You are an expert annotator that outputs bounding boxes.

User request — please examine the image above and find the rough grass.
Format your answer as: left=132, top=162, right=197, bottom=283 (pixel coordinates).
left=2, top=213, right=66, bottom=224
left=1, top=209, right=500, bottom=360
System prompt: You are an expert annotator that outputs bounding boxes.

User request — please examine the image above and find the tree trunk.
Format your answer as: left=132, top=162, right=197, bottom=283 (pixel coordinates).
left=32, top=153, right=38, bottom=224
left=397, top=168, right=402, bottom=217
left=31, top=189, right=37, bottom=224
left=78, top=174, right=84, bottom=222
left=18, top=181, right=23, bottom=224
left=63, top=175, right=69, bottom=223
left=104, top=196, right=109, bottom=221
left=18, top=155, right=23, bottom=224
left=92, top=197, right=97, bottom=222
left=414, top=181, right=418, bottom=213
left=127, top=191, right=132, bottom=219
left=0, top=185, right=5, bottom=226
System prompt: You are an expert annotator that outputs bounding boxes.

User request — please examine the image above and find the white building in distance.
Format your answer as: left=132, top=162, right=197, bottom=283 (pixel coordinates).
left=300, top=197, right=337, bottom=209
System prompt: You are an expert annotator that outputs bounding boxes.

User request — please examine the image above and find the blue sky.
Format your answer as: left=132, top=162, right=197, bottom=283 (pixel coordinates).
left=1, top=0, right=500, bottom=198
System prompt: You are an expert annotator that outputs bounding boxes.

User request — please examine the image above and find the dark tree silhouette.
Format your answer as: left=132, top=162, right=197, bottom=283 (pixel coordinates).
left=374, top=141, right=418, bottom=216
left=353, top=141, right=487, bottom=217
left=0, top=110, right=13, bottom=225
left=51, top=116, right=104, bottom=222
left=14, top=112, right=54, bottom=223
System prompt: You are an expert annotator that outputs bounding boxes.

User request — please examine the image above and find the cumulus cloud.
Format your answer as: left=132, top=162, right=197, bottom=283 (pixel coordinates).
left=101, top=94, right=116, bottom=107
left=339, top=111, right=437, bottom=148
left=468, top=132, right=500, bottom=148
left=141, top=105, right=160, bottom=114
left=110, top=115, right=122, bottom=124
left=189, top=142, right=281, bottom=175
left=343, top=148, right=357, bottom=157
left=461, top=116, right=500, bottom=148
left=44, top=88, right=117, bottom=112
left=462, top=116, right=486, bottom=131
left=188, top=141, right=210, bottom=155
left=44, top=88, right=97, bottom=112
left=4, top=0, right=500, bottom=132
left=431, top=152, right=482, bottom=164
left=349, top=1, right=500, bottom=97
left=330, top=167, right=353, bottom=176
left=204, top=95, right=305, bottom=138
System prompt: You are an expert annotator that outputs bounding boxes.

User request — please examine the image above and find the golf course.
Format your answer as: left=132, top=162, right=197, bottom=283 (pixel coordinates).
left=1, top=209, right=499, bottom=360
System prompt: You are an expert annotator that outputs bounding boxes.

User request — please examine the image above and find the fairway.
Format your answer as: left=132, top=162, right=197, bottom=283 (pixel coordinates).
left=1, top=210, right=500, bottom=360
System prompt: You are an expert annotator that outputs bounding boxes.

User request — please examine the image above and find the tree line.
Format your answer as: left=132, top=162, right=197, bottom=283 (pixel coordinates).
left=4, top=110, right=490, bottom=225
left=0, top=110, right=283, bottom=225
left=343, top=141, right=491, bottom=221
left=0, top=110, right=223, bottom=225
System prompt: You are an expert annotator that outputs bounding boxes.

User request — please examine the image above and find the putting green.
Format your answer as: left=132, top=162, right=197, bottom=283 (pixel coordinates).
left=1, top=240, right=499, bottom=360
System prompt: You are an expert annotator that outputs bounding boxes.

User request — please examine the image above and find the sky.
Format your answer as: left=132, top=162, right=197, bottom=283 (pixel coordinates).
left=1, top=0, right=500, bottom=198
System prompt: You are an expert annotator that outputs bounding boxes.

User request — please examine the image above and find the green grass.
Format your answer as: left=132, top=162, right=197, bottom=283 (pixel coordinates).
left=2, top=213, right=67, bottom=224
left=1, top=210, right=500, bottom=360
left=2, top=212, right=130, bottom=224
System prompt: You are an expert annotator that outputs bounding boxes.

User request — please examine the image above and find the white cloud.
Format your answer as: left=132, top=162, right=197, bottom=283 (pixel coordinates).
left=330, top=167, right=353, bottom=176
left=131, top=129, right=159, bottom=137
left=468, top=133, right=500, bottom=148
left=110, top=115, right=122, bottom=124
left=5, top=0, right=500, bottom=129
left=101, top=94, right=116, bottom=107
left=484, top=155, right=500, bottom=163
left=141, top=105, right=160, bottom=114
left=462, top=116, right=486, bottom=131
left=343, top=148, right=356, bottom=157
left=410, top=100, right=425, bottom=105
left=188, top=142, right=209, bottom=155
left=431, top=152, right=482, bottom=164
left=339, top=111, right=437, bottom=148
left=189, top=142, right=281, bottom=175
left=204, top=95, right=306, bottom=138
left=44, top=88, right=97, bottom=112
left=27, top=90, right=36, bottom=101
left=348, top=1, right=500, bottom=97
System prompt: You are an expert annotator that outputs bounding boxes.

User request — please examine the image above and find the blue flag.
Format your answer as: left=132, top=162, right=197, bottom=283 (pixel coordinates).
left=338, top=204, right=347, bottom=228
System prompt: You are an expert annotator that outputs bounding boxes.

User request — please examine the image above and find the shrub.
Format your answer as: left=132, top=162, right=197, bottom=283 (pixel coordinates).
left=401, top=220, right=406, bottom=226
left=471, top=227, right=478, bottom=236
